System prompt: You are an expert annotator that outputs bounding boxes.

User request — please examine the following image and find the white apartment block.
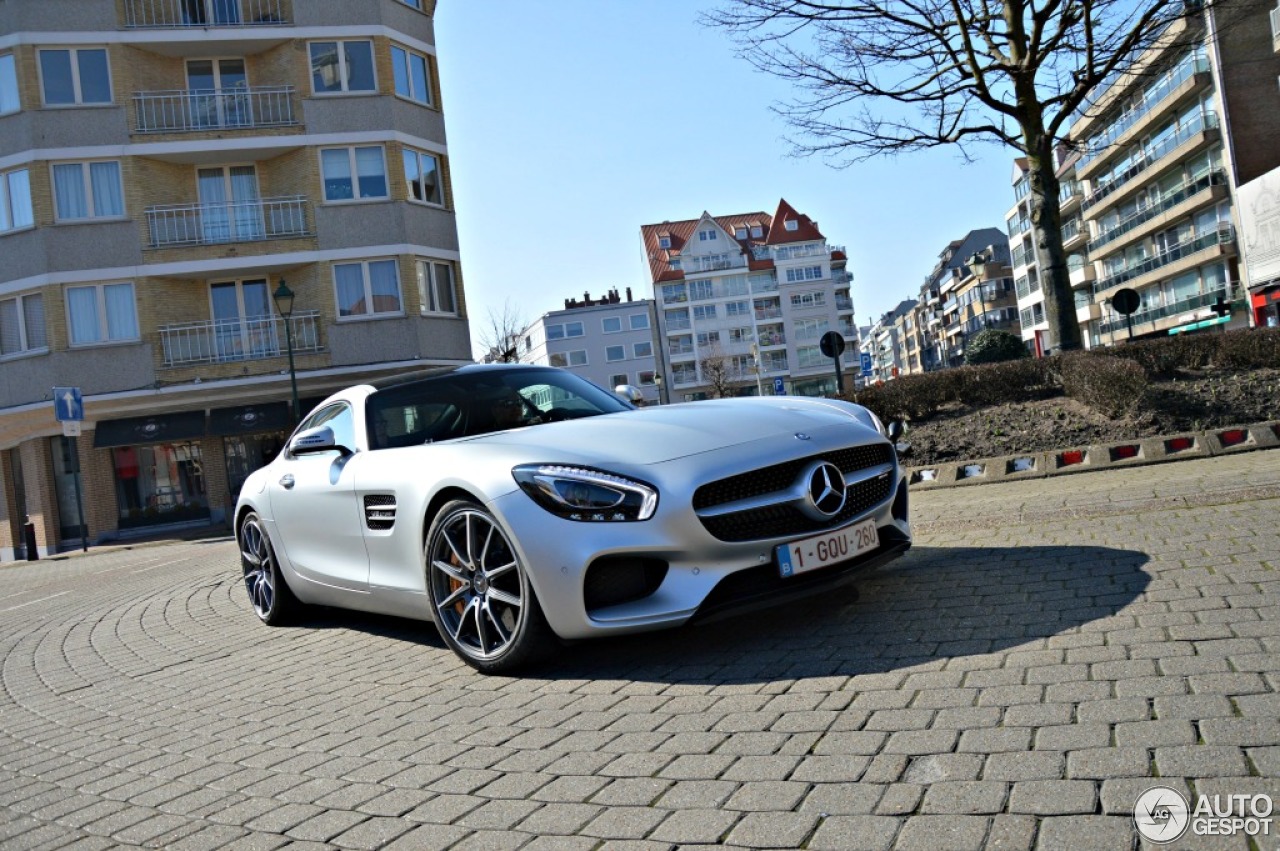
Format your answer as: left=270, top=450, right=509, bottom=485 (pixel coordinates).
left=639, top=200, right=857, bottom=401
left=516, top=289, right=660, bottom=404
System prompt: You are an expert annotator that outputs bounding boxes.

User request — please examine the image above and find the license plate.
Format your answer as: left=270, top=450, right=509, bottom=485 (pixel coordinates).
left=777, top=518, right=879, bottom=577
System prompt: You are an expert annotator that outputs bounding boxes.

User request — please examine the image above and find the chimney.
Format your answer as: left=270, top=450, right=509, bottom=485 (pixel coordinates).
left=584, top=291, right=591, bottom=304
left=626, top=287, right=633, bottom=301
left=564, top=299, right=572, bottom=310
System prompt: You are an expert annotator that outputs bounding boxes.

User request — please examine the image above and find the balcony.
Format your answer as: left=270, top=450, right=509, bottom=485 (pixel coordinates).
left=1093, top=224, right=1235, bottom=296
left=133, top=87, right=296, bottom=134
left=159, top=311, right=321, bottom=367
left=1090, top=170, right=1227, bottom=254
left=834, top=296, right=853, bottom=311
left=1082, top=112, right=1218, bottom=213
left=757, top=331, right=787, bottom=347
left=146, top=196, right=311, bottom=248
left=1098, top=284, right=1236, bottom=335
left=1069, top=262, right=1097, bottom=289
left=123, top=0, right=289, bottom=28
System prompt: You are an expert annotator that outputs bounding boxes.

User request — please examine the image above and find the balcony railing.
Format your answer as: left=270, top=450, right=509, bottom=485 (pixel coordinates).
left=1091, top=170, right=1226, bottom=253
left=1099, top=284, right=1236, bottom=335
left=1083, top=112, right=1218, bottom=211
left=754, top=308, right=782, bottom=320
left=146, top=196, right=311, bottom=248
left=1093, top=224, right=1235, bottom=295
left=160, top=311, right=321, bottom=367
left=134, top=86, right=296, bottom=133
left=835, top=296, right=853, bottom=311
left=124, top=0, right=289, bottom=28
left=1078, top=55, right=1209, bottom=171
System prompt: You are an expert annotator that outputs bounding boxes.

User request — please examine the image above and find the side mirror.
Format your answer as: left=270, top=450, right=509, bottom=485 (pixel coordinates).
left=886, top=420, right=904, bottom=441
left=289, top=425, right=350, bottom=457
left=614, top=384, right=645, bottom=405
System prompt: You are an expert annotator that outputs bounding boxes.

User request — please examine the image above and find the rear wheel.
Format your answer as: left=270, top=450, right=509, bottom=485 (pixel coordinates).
left=239, top=511, right=300, bottom=625
left=425, top=500, right=554, bottom=673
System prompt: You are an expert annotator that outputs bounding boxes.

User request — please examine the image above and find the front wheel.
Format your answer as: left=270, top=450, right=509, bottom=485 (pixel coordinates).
left=425, top=500, right=554, bottom=673
left=239, top=511, right=301, bottom=625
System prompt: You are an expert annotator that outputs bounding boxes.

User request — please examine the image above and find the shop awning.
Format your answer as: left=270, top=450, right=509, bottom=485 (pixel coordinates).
left=1168, top=315, right=1231, bottom=335
left=93, top=410, right=208, bottom=448
left=208, top=402, right=290, bottom=436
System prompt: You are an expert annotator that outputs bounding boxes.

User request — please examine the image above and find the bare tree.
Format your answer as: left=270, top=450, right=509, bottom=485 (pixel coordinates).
left=474, top=299, right=526, bottom=363
left=706, top=0, right=1220, bottom=353
left=699, top=343, right=744, bottom=398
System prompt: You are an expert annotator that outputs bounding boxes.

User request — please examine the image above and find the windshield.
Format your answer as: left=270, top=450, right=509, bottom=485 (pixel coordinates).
left=366, top=367, right=632, bottom=449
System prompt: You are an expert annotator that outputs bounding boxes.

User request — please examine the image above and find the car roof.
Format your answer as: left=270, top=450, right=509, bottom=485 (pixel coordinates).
left=369, top=362, right=549, bottom=391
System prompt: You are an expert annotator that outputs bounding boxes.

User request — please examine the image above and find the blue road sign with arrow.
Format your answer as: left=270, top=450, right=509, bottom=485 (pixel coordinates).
left=53, top=387, right=84, bottom=422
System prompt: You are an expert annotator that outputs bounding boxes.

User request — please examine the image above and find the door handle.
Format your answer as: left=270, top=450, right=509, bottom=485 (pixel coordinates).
left=279, top=474, right=295, bottom=489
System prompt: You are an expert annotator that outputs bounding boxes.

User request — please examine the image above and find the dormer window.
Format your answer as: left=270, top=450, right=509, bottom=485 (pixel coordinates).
left=698, top=229, right=717, bottom=241
left=734, top=227, right=747, bottom=239
left=784, top=219, right=799, bottom=232
left=658, top=235, right=671, bottom=249
left=751, top=225, right=763, bottom=238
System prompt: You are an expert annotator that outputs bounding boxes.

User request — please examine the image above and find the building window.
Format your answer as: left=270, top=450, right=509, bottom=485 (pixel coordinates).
left=689, top=280, right=713, bottom=301
left=790, top=291, right=826, bottom=308
left=66, top=282, right=138, bottom=345
left=52, top=161, right=124, bottom=220
left=38, top=48, right=111, bottom=106
left=699, top=229, right=717, bottom=241
left=665, top=308, right=690, bottom=330
left=605, top=345, right=626, bottom=362
left=1, top=168, right=34, bottom=234
left=633, top=341, right=653, bottom=358
left=417, top=259, right=456, bottom=315
left=0, top=293, right=46, bottom=357
left=695, top=331, right=720, bottom=347
left=785, top=265, right=823, bottom=283
left=602, top=316, right=622, bottom=333
left=564, top=321, right=584, bottom=337
left=321, top=146, right=388, bottom=201
left=334, top=259, right=402, bottom=318
left=0, top=54, right=19, bottom=114
left=637, top=370, right=656, bottom=386
left=402, top=148, right=443, bottom=205
left=609, top=373, right=628, bottom=388
left=629, top=313, right=649, bottom=330
left=549, top=350, right=587, bottom=367
left=309, top=41, right=376, bottom=94
left=735, top=227, right=747, bottom=239
left=391, top=45, right=432, bottom=105
left=751, top=225, right=763, bottom=238
left=725, top=300, right=750, bottom=317
left=692, top=304, right=717, bottom=322
left=658, top=235, right=671, bottom=249
left=399, top=0, right=423, bottom=8
left=784, top=219, right=799, bottom=231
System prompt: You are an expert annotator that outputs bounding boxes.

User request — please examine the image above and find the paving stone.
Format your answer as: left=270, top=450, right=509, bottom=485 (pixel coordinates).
left=649, top=808, right=740, bottom=844
left=1154, top=745, right=1250, bottom=777
left=1066, top=747, right=1150, bottom=779
left=1008, top=780, right=1096, bottom=814
left=724, top=811, right=819, bottom=848
left=982, top=751, right=1064, bottom=782
left=892, top=814, right=988, bottom=851
left=873, top=784, right=922, bottom=815
left=807, top=814, right=900, bottom=850
left=1034, top=815, right=1133, bottom=850
left=920, top=781, right=1008, bottom=814
left=1034, top=723, right=1111, bottom=751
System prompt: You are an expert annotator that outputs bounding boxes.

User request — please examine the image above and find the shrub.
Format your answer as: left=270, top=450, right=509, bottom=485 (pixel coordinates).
left=1058, top=352, right=1148, bottom=418
left=965, top=329, right=1030, bottom=365
left=850, top=355, right=1057, bottom=421
left=1214, top=327, right=1280, bottom=370
left=1105, top=334, right=1216, bottom=376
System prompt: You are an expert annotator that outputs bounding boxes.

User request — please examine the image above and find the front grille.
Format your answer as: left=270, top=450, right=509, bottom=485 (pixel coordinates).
left=693, top=443, right=896, bottom=543
left=364, top=494, right=396, bottom=531
left=693, top=443, right=893, bottom=510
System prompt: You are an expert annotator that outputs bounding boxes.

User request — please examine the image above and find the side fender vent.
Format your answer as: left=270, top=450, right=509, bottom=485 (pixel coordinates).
left=364, top=494, right=397, bottom=531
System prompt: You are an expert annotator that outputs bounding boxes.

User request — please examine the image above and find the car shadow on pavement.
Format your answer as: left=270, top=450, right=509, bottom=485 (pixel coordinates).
left=542, top=544, right=1151, bottom=683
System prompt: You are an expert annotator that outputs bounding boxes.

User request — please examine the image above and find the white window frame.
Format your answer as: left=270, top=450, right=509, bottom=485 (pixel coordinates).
left=320, top=145, right=389, bottom=203
left=0, top=53, right=19, bottom=115
left=550, top=349, right=588, bottom=367
left=633, top=341, right=653, bottom=359
left=37, top=47, right=112, bottom=107
left=658, top=235, right=671, bottom=249
left=699, top=229, right=717, bottom=242
left=564, top=321, right=584, bottom=338
left=51, top=160, right=125, bottom=221
left=332, top=258, right=404, bottom=320
left=605, top=345, right=626, bottom=362
left=416, top=258, right=457, bottom=315
left=0, top=292, right=47, bottom=358
left=308, top=40, right=377, bottom=95
left=784, top=219, right=799, bottom=231
left=1, top=168, right=34, bottom=234
left=628, top=313, right=649, bottom=331
left=637, top=370, right=656, bottom=386
left=692, top=304, right=717, bottom=322
left=390, top=44, right=433, bottom=106
left=65, top=282, right=138, bottom=346
left=601, top=316, right=622, bottom=334
left=750, top=225, right=763, bottom=238
left=402, top=147, right=444, bottom=206
left=789, top=291, right=826, bottom=308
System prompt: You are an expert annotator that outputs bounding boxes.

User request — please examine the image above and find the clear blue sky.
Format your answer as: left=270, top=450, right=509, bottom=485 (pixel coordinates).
left=434, top=1, right=1019, bottom=353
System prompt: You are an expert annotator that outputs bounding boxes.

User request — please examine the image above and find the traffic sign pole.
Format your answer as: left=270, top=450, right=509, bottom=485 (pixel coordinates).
left=51, top=387, right=88, bottom=552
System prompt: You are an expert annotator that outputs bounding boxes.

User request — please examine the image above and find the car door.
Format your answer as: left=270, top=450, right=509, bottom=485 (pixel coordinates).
left=269, top=402, right=369, bottom=592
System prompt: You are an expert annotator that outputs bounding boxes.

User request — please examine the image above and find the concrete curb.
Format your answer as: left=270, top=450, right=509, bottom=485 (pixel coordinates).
left=905, top=420, right=1280, bottom=490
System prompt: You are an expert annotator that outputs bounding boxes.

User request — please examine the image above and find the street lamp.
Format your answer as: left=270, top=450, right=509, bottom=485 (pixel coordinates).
left=967, top=250, right=991, bottom=329
left=272, top=278, right=301, bottom=425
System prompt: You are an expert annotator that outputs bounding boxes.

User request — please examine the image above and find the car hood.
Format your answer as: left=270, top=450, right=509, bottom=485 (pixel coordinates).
left=463, top=397, right=879, bottom=465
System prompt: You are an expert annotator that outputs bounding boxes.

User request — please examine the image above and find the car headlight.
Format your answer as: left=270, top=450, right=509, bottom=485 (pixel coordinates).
left=512, top=464, right=658, bottom=522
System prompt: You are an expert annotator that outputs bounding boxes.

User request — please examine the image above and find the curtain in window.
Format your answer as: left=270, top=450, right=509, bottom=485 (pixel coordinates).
left=104, top=284, right=138, bottom=341
left=53, top=164, right=87, bottom=219
left=67, top=287, right=100, bottom=343
left=432, top=262, right=454, bottom=313
left=355, top=147, right=386, bottom=198
left=90, top=162, right=123, bottom=217
left=23, top=294, right=45, bottom=348
left=230, top=166, right=263, bottom=239
left=368, top=260, right=400, bottom=313
left=321, top=149, right=352, bottom=200
left=334, top=264, right=366, bottom=316
left=6, top=170, right=33, bottom=229
left=0, top=299, right=19, bottom=355
left=198, top=168, right=230, bottom=242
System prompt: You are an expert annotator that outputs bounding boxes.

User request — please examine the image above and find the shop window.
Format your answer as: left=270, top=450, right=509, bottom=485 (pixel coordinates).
left=113, top=442, right=209, bottom=528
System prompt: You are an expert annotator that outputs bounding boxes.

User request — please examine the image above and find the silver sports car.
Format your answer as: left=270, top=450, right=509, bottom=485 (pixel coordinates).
left=236, top=364, right=911, bottom=672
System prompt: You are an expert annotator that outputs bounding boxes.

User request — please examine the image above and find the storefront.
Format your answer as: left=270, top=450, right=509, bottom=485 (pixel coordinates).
left=1250, top=284, right=1280, bottom=328
left=95, top=411, right=210, bottom=531
left=209, top=401, right=289, bottom=499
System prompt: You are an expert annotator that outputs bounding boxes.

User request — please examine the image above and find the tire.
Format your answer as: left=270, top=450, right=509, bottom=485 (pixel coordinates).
left=425, top=499, right=555, bottom=673
left=239, top=511, right=301, bottom=625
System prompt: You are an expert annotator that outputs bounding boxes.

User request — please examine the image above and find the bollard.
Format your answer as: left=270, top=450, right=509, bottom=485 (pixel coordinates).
left=23, top=515, right=38, bottom=561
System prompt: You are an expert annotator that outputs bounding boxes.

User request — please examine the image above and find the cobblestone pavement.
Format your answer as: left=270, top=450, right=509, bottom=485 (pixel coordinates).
left=2, top=451, right=1278, bottom=850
